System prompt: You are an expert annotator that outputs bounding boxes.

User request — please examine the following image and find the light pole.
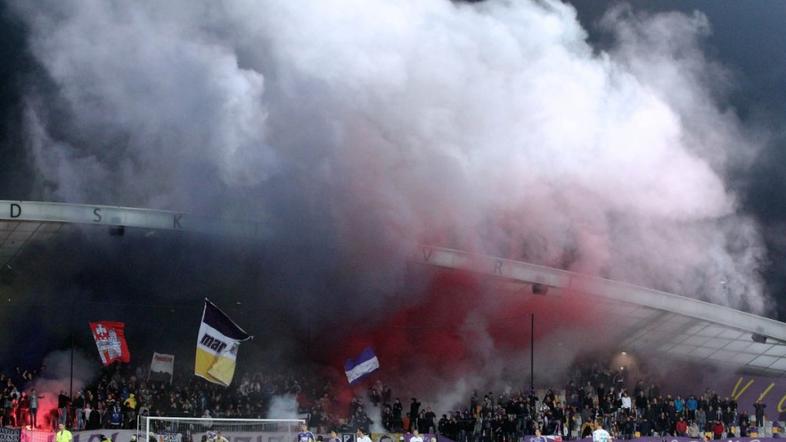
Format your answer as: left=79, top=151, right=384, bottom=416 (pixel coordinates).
left=530, top=313, right=534, bottom=393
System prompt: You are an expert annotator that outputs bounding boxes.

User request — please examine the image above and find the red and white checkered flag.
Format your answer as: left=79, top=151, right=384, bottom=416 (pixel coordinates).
left=89, top=321, right=131, bottom=365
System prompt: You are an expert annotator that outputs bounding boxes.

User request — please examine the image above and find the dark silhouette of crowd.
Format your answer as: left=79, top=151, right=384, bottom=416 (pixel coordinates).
left=426, top=374, right=757, bottom=442
left=1, top=364, right=319, bottom=431
left=0, top=361, right=780, bottom=441
left=1, top=367, right=40, bottom=428
left=362, top=363, right=780, bottom=441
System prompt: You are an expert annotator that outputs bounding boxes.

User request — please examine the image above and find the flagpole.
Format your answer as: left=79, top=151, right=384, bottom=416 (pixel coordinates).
left=69, top=333, right=74, bottom=399
left=69, top=293, right=75, bottom=419
left=530, top=313, right=534, bottom=393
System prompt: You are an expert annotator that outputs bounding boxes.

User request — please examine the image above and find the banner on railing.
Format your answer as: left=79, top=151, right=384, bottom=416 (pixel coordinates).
left=524, top=437, right=781, bottom=442
left=21, top=429, right=136, bottom=442
left=368, top=433, right=441, bottom=442
left=0, top=428, right=22, bottom=442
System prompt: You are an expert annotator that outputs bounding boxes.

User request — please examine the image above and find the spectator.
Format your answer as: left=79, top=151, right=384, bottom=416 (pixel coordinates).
left=4, top=392, right=14, bottom=426
left=739, top=410, right=750, bottom=437
left=592, top=421, right=611, bottom=442
left=687, top=396, right=698, bottom=420
left=18, top=392, right=29, bottom=427
left=29, top=389, right=40, bottom=428
left=675, top=396, right=685, bottom=416
left=124, top=393, right=138, bottom=428
left=392, top=399, right=403, bottom=431
left=688, top=420, right=700, bottom=438
left=56, top=423, right=72, bottom=442
left=754, top=400, right=767, bottom=428
left=619, top=392, right=631, bottom=414
left=74, top=391, right=85, bottom=430
left=57, top=391, right=69, bottom=426
left=410, top=398, right=421, bottom=432
left=423, top=407, right=436, bottom=434
left=83, top=402, right=93, bottom=430
left=108, top=403, right=122, bottom=429
left=675, top=417, right=688, bottom=436
left=712, top=420, right=724, bottom=440
left=621, top=416, right=634, bottom=440
left=637, top=414, right=651, bottom=437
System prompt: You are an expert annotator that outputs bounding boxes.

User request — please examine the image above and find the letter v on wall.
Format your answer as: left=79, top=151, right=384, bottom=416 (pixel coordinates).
left=757, top=382, right=776, bottom=402
left=732, top=377, right=755, bottom=401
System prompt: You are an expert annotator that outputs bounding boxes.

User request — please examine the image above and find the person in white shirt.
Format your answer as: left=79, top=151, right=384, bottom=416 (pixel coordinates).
left=620, top=392, right=632, bottom=412
left=592, top=421, right=612, bottom=442
left=410, top=429, right=424, bottom=442
left=356, top=429, right=372, bottom=442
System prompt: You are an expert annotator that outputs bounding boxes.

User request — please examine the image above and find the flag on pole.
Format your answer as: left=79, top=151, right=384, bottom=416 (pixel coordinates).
left=89, top=321, right=131, bottom=366
left=344, top=347, right=379, bottom=384
left=194, top=299, right=252, bottom=387
left=149, top=352, right=175, bottom=383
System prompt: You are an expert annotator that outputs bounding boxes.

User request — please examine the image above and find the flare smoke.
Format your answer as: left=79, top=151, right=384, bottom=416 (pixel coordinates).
left=7, top=0, right=770, bottom=408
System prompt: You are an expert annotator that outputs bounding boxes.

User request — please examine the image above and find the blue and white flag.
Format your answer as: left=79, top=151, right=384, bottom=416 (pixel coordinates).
left=344, top=347, right=380, bottom=384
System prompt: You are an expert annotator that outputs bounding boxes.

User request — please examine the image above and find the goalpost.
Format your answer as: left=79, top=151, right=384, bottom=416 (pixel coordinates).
left=137, top=417, right=306, bottom=442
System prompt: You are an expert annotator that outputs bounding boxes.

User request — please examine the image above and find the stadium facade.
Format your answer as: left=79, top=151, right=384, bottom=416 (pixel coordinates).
left=3, top=200, right=786, bottom=375
left=5, top=199, right=786, bottom=418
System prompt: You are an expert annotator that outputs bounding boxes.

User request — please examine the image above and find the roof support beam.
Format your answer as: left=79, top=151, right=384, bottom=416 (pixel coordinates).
left=0, top=200, right=266, bottom=238
left=413, top=245, right=786, bottom=343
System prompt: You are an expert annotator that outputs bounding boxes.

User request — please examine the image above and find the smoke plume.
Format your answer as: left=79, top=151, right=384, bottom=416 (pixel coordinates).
left=32, top=350, right=99, bottom=427
left=7, top=0, right=770, bottom=408
left=266, top=395, right=299, bottom=420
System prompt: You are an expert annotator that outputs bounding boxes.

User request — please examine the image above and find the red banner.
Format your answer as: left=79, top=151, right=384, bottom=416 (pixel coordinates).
left=89, top=321, right=131, bottom=365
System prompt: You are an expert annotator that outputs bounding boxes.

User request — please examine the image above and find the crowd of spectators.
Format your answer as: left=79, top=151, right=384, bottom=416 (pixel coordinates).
left=424, top=363, right=776, bottom=442
left=0, top=363, right=357, bottom=432
left=0, top=361, right=780, bottom=442
left=1, top=367, right=40, bottom=428
left=359, top=363, right=780, bottom=441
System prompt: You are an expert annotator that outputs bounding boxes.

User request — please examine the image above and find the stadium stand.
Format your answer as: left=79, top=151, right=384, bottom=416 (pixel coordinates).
left=0, top=361, right=779, bottom=440
left=4, top=203, right=786, bottom=440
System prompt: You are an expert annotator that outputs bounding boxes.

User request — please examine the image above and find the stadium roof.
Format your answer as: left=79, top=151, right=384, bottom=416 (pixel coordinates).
left=0, top=200, right=266, bottom=269
left=413, top=245, right=786, bottom=376
left=3, top=200, right=786, bottom=375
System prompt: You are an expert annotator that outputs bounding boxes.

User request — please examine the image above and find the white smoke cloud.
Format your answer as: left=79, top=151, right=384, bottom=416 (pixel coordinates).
left=363, top=401, right=387, bottom=434
left=266, top=395, right=299, bottom=420
left=11, top=0, right=770, bottom=388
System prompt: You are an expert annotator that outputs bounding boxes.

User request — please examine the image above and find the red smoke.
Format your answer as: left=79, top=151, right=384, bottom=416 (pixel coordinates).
left=326, top=267, right=604, bottom=405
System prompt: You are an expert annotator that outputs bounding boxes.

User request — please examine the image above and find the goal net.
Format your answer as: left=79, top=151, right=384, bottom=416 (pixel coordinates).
left=137, top=417, right=306, bottom=442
